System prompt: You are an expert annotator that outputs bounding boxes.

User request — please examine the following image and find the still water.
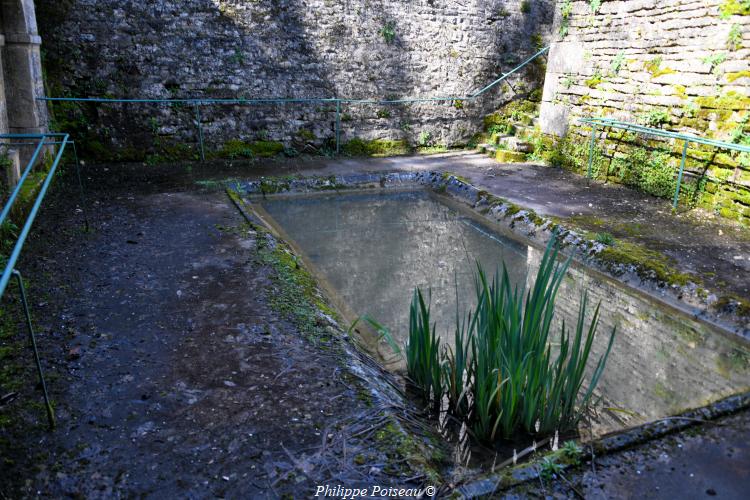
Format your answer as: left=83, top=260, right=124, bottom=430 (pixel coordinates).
left=260, top=189, right=750, bottom=435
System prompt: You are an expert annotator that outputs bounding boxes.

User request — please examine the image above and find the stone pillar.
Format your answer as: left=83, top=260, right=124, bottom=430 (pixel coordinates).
left=539, top=41, right=585, bottom=137
left=1, top=0, right=48, bottom=135
left=0, top=34, right=8, bottom=135
left=3, top=148, right=21, bottom=187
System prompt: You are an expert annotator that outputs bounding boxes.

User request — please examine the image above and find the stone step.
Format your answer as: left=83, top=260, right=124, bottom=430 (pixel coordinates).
left=478, top=144, right=529, bottom=163
left=495, top=150, right=528, bottom=163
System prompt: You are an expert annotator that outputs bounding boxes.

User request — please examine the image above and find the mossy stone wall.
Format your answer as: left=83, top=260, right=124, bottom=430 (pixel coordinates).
left=36, top=0, right=554, bottom=161
left=543, top=0, right=750, bottom=223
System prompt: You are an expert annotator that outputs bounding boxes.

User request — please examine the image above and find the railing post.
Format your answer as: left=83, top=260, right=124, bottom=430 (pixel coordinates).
left=194, top=103, right=205, bottom=162
left=587, top=125, right=597, bottom=179
left=71, top=142, right=89, bottom=232
left=673, top=140, right=689, bottom=210
left=13, top=270, right=55, bottom=430
left=335, top=99, right=341, bottom=155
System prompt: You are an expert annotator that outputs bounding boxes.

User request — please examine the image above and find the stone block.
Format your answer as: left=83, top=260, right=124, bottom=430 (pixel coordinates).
left=547, top=42, right=586, bottom=74
left=539, top=102, right=569, bottom=137
left=3, top=149, right=21, bottom=188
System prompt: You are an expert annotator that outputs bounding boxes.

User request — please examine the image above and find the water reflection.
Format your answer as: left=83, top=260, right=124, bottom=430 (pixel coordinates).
left=261, top=190, right=750, bottom=435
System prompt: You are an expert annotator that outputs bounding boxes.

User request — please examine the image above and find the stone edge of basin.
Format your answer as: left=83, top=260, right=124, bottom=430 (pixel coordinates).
left=454, top=390, right=750, bottom=498
left=229, top=174, right=750, bottom=496
left=231, top=171, right=749, bottom=341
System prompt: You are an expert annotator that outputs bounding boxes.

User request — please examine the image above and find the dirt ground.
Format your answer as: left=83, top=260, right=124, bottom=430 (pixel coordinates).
left=0, top=165, right=434, bottom=498
left=0, top=157, right=748, bottom=498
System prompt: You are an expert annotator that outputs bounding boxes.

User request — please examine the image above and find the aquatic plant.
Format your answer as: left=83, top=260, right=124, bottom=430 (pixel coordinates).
left=405, top=290, right=444, bottom=409
left=378, top=237, right=616, bottom=443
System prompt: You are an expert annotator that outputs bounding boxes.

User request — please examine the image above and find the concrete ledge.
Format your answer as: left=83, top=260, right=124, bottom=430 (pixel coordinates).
left=3, top=33, right=42, bottom=45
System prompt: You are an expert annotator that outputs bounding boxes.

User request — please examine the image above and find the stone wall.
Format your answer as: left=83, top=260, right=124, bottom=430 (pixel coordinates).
left=540, top=0, right=750, bottom=222
left=37, top=0, right=554, bottom=161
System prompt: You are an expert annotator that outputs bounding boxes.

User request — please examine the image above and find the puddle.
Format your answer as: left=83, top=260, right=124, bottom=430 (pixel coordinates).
left=257, top=189, right=750, bottom=436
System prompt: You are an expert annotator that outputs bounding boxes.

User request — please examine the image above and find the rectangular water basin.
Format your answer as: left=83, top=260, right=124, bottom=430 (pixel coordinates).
left=255, top=188, right=750, bottom=436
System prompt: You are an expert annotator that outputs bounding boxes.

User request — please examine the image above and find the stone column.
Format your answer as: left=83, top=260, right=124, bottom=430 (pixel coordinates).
left=0, top=33, right=8, bottom=135
left=539, top=41, right=585, bottom=138
left=2, top=0, right=49, bottom=135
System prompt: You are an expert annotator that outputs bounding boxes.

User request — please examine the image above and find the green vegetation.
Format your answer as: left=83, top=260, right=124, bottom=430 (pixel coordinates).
left=559, top=0, right=573, bottom=38
left=609, top=147, right=675, bottom=198
left=639, top=108, right=671, bottom=128
left=585, top=69, right=604, bottom=88
left=521, top=1, right=531, bottom=14
left=599, top=240, right=693, bottom=286
left=341, top=138, right=410, bottom=157
left=539, top=456, right=564, bottom=480
left=589, top=0, right=602, bottom=14
left=376, top=109, right=392, bottom=119
left=727, top=23, right=743, bottom=50
left=216, top=140, right=285, bottom=159
left=645, top=56, right=675, bottom=78
left=376, top=238, right=616, bottom=443
left=380, top=21, right=396, bottom=44
left=720, top=0, right=750, bottom=19
left=595, top=232, right=615, bottom=245
left=417, top=131, right=434, bottom=148
left=702, top=53, right=728, bottom=75
left=609, top=51, right=626, bottom=76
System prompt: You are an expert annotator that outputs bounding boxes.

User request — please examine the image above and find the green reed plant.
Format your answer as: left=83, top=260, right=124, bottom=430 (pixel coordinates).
left=377, top=235, right=616, bottom=444
left=405, top=290, right=444, bottom=409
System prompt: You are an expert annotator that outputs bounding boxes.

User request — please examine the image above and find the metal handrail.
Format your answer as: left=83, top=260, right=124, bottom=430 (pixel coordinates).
left=0, top=133, right=83, bottom=429
left=579, top=117, right=750, bottom=209
left=37, top=47, right=550, bottom=158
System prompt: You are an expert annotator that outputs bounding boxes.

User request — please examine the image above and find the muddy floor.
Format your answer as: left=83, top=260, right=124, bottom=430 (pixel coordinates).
left=0, top=167, right=432, bottom=498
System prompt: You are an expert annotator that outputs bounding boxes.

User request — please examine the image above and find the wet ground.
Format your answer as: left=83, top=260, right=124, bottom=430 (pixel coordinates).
left=0, top=157, right=748, bottom=498
left=504, top=409, right=750, bottom=499
left=0, top=167, right=432, bottom=497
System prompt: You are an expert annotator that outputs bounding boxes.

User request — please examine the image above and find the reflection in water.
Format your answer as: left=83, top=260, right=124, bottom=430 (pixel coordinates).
left=262, top=190, right=750, bottom=436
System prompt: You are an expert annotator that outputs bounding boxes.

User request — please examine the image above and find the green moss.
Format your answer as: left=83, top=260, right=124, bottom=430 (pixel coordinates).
left=495, top=150, right=528, bottom=163
left=726, top=70, right=750, bottom=83
left=342, top=138, right=411, bottom=157
left=720, top=0, right=750, bottom=17
left=598, top=241, right=695, bottom=287
left=215, top=140, right=284, bottom=160
left=373, top=421, right=443, bottom=483
left=695, top=91, right=750, bottom=111
left=297, top=129, right=315, bottom=141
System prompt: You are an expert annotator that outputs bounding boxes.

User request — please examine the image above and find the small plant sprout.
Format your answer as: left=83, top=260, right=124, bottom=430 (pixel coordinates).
left=539, top=457, right=564, bottom=480
left=596, top=232, right=615, bottom=245
left=702, top=53, right=727, bottom=75
left=562, top=440, right=583, bottom=465
left=380, top=21, right=396, bottom=44
left=727, top=24, right=742, bottom=51
left=589, top=0, right=602, bottom=14
left=610, top=50, right=626, bottom=76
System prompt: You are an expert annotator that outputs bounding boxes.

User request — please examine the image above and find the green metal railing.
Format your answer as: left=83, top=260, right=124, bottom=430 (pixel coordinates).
left=0, top=133, right=86, bottom=429
left=580, top=117, right=750, bottom=209
left=38, top=47, right=549, bottom=160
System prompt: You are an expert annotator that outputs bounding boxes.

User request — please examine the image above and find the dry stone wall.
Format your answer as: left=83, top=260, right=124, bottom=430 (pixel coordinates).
left=541, top=0, right=750, bottom=223
left=37, top=0, right=554, bottom=160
